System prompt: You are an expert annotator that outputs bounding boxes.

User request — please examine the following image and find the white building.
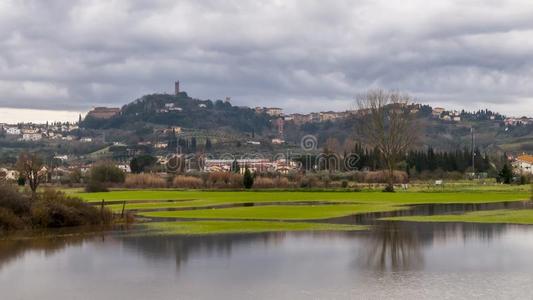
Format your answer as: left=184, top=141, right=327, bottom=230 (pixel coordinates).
left=54, top=155, right=69, bottom=161
left=271, top=138, right=285, bottom=145
left=5, top=127, right=21, bottom=135
left=117, top=164, right=131, bottom=173
left=432, top=107, right=445, bottom=117
left=265, top=107, right=283, bottom=117
left=514, top=155, right=533, bottom=175
left=21, top=133, right=43, bottom=141
left=0, top=168, right=18, bottom=181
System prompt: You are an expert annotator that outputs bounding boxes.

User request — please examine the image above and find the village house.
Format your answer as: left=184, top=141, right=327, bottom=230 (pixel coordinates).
left=21, top=132, right=43, bottom=141
left=514, top=155, right=533, bottom=175
left=4, top=127, right=21, bottom=135
left=255, top=107, right=284, bottom=117
left=86, top=107, right=120, bottom=119
left=0, top=168, right=19, bottom=181
left=432, top=107, right=445, bottom=117
left=319, top=111, right=340, bottom=122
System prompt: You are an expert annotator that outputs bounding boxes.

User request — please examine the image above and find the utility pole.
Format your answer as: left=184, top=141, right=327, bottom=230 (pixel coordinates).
left=471, top=127, right=475, bottom=175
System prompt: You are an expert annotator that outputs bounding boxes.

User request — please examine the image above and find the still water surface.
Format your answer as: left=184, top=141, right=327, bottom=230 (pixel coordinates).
left=2, top=220, right=533, bottom=299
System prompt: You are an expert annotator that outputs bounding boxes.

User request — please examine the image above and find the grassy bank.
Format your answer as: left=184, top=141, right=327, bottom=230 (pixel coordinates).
left=73, top=189, right=529, bottom=206
left=383, top=209, right=533, bottom=225
left=139, top=203, right=405, bottom=221
left=138, top=221, right=367, bottom=235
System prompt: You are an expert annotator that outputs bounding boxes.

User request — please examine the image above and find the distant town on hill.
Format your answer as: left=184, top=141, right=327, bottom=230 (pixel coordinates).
left=0, top=82, right=532, bottom=171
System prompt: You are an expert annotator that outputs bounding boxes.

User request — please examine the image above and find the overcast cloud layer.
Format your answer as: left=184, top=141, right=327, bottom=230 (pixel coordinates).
left=1, top=0, right=533, bottom=117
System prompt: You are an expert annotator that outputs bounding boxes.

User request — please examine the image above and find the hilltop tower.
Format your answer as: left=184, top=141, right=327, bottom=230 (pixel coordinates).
left=175, top=81, right=180, bottom=95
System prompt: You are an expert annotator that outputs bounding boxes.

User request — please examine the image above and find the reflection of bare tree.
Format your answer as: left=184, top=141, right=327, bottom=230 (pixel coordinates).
left=357, top=222, right=423, bottom=272
left=120, top=232, right=287, bottom=270
left=0, top=234, right=90, bottom=271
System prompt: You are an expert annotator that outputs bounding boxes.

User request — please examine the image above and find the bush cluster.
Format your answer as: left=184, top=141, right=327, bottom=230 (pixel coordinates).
left=0, top=185, right=112, bottom=231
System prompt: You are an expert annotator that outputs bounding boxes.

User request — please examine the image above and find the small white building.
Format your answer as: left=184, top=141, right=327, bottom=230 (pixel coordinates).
left=432, top=107, right=445, bottom=117
left=5, top=127, right=21, bottom=135
left=0, top=168, right=19, bottom=181
left=117, top=164, right=131, bottom=173
left=21, top=133, right=43, bottom=141
left=54, top=155, right=69, bottom=161
left=271, top=138, right=285, bottom=145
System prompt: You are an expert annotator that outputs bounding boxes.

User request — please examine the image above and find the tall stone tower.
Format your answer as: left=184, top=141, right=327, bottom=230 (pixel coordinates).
left=175, top=81, right=180, bottom=95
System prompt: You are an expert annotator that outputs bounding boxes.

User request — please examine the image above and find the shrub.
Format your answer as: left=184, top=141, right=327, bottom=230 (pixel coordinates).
left=85, top=163, right=125, bottom=192
left=253, top=177, right=274, bottom=188
left=299, top=174, right=322, bottom=188
left=0, top=184, right=31, bottom=215
left=130, top=155, right=157, bottom=173
left=0, top=208, right=25, bottom=230
left=243, top=168, right=254, bottom=189
left=125, top=174, right=166, bottom=188
left=206, top=172, right=243, bottom=189
left=363, top=171, right=408, bottom=184
left=85, top=180, right=108, bottom=193
left=253, top=176, right=292, bottom=189
left=31, top=189, right=112, bottom=228
left=88, top=163, right=125, bottom=184
left=172, top=175, right=204, bottom=189
left=0, top=186, right=113, bottom=230
left=341, top=180, right=349, bottom=188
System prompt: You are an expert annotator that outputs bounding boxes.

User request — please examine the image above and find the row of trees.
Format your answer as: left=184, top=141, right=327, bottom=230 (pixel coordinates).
left=349, top=145, right=492, bottom=174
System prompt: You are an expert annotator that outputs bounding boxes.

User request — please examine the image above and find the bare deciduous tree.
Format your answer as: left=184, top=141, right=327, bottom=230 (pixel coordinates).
left=357, top=89, right=419, bottom=191
left=16, top=152, right=47, bottom=199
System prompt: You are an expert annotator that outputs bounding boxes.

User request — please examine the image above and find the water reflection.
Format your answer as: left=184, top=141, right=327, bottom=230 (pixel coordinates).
left=0, top=234, right=90, bottom=270
left=0, top=221, right=520, bottom=274
left=3, top=221, right=533, bottom=299
left=357, top=222, right=423, bottom=271
left=120, top=232, right=288, bottom=269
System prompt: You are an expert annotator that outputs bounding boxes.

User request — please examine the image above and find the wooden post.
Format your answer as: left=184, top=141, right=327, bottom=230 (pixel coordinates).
left=100, top=199, right=105, bottom=223
left=121, top=200, right=126, bottom=219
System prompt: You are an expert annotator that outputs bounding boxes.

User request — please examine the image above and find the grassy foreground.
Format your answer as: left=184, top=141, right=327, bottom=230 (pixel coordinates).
left=383, top=209, right=533, bottom=225
left=66, top=188, right=532, bottom=233
left=137, top=221, right=366, bottom=235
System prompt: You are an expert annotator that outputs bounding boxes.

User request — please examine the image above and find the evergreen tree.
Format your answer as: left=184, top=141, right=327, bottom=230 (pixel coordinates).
left=190, top=137, right=197, bottom=153
left=243, top=168, right=254, bottom=189
left=498, top=164, right=513, bottom=184
left=231, top=159, right=240, bottom=173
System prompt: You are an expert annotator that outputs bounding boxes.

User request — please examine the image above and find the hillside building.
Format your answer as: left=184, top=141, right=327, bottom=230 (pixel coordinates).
left=87, top=107, right=120, bottom=119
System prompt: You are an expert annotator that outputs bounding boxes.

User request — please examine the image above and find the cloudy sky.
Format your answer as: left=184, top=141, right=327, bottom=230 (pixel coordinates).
left=1, top=0, right=532, bottom=122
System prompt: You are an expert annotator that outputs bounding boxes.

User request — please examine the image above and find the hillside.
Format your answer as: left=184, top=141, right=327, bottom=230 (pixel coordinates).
left=78, top=92, right=532, bottom=155
left=82, top=92, right=273, bottom=135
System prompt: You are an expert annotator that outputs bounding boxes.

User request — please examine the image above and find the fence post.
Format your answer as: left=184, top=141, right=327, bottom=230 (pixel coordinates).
left=100, top=199, right=105, bottom=223
left=121, top=200, right=126, bottom=219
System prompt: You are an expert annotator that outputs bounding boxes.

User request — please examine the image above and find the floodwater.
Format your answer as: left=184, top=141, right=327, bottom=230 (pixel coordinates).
left=2, top=204, right=533, bottom=299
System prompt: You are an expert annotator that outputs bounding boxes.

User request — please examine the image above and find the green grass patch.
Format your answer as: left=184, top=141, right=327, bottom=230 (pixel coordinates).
left=74, top=190, right=529, bottom=207
left=383, top=209, right=533, bottom=225
left=137, top=221, right=367, bottom=235
left=138, top=204, right=405, bottom=220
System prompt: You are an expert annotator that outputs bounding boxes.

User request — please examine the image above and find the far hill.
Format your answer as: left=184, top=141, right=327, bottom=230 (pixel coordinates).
left=80, top=92, right=533, bottom=154
left=81, top=92, right=273, bottom=134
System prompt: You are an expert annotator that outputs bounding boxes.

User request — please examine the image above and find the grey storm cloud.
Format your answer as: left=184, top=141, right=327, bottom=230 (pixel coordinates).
left=0, top=0, right=533, bottom=115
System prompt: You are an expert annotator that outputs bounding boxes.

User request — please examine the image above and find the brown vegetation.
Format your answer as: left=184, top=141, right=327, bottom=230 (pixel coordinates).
left=125, top=173, right=167, bottom=188
left=0, top=185, right=112, bottom=231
